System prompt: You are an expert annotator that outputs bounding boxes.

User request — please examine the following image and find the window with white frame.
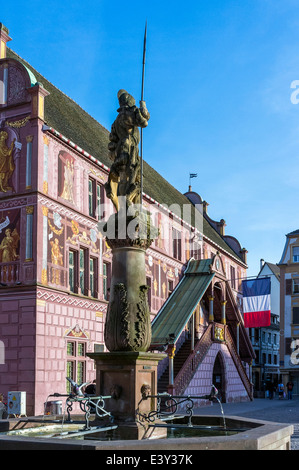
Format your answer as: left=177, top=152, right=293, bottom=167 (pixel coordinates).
left=293, top=246, right=299, bottom=263
left=293, top=278, right=299, bottom=294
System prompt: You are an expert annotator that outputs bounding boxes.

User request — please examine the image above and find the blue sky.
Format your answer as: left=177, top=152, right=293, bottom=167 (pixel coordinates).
left=2, top=0, right=299, bottom=276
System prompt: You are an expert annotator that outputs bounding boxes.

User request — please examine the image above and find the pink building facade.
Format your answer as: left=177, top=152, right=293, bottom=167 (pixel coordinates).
left=0, top=24, right=254, bottom=416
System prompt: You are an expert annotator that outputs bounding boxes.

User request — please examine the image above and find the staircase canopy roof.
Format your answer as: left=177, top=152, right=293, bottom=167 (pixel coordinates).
left=151, top=258, right=215, bottom=346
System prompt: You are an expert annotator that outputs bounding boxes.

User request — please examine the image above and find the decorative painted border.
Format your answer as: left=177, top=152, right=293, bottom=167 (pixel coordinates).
left=37, top=288, right=108, bottom=313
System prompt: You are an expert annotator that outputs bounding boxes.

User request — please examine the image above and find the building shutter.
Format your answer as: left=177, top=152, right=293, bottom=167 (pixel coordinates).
left=286, top=279, right=292, bottom=295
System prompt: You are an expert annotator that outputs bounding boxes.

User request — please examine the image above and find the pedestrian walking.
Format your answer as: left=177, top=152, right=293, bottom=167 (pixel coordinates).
left=287, top=381, right=294, bottom=400
left=269, top=382, right=276, bottom=400
left=278, top=381, right=285, bottom=400
left=0, top=394, right=8, bottom=419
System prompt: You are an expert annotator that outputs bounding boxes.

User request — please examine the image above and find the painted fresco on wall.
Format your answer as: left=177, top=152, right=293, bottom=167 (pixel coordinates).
left=47, top=210, right=65, bottom=287
left=44, top=205, right=102, bottom=289
left=0, top=130, right=16, bottom=193
left=58, top=151, right=75, bottom=204
left=66, top=221, right=101, bottom=254
left=0, top=209, right=20, bottom=262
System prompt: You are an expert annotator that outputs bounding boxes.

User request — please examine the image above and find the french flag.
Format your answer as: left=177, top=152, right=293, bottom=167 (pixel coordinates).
left=242, top=277, right=271, bottom=328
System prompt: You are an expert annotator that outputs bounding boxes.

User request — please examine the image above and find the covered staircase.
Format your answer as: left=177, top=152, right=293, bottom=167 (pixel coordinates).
left=151, top=257, right=255, bottom=401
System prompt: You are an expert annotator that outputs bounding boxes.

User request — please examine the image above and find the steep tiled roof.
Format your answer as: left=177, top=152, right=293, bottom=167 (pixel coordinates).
left=265, top=262, right=280, bottom=280
left=6, top=48, right=245, bottom=264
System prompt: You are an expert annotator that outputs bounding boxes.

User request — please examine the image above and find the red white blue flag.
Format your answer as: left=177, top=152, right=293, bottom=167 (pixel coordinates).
left=242, top=277, right=271, bottom=328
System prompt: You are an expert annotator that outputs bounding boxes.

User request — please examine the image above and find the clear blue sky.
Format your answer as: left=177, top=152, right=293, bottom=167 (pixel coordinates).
left=2, top=0, right=299, bottom=276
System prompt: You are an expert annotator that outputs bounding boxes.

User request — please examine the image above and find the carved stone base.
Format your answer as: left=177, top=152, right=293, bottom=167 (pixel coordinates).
left=87, top=351, right=167, bottom=440
left=104, top=246, right=152, bottom=352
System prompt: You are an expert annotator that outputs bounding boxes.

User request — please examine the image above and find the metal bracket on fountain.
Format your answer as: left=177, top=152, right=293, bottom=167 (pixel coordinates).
left=136, top=385, right=221, bottom=428
left=63, top=377, right=115, bottom=429
left=64, top=394, right=114, bottom=430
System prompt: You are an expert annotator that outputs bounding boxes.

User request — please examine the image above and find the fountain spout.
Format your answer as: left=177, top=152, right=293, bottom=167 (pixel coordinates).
left=199, top=385, right=219, bottom=401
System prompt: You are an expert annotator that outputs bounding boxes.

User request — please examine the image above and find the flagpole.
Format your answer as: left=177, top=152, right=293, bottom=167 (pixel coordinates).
left=140, top=21, right=147, bottom=207
left=189, top=172, right=197, bottom=191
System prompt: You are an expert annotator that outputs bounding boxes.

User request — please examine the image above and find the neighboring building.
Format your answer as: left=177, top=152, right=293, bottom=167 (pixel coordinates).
left=0, top=24, right=254, bottom=415
left=278, top=229, right=299, bottom=394
left=249, top=260, right=280, bottom=396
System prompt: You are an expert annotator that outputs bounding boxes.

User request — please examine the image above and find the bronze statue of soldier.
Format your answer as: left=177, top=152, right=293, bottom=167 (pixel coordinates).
left=105, top=90, right=150, bottom=212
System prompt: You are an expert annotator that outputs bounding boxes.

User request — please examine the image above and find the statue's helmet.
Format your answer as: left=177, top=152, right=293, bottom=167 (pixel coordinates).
left=117, top=89, right=135, bottom=107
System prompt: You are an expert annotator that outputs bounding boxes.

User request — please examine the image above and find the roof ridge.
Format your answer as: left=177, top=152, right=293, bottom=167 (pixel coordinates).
left=5, top=48, right=246, bottom=266
left=7, top=47, right=109, bottom=134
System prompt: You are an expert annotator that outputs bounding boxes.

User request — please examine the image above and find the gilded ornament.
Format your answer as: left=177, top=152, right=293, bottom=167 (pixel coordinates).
left=50, top=238, right=63, bottom=285
left=41, top=268, right=48, bottom=285
left=48, top=219, right=64, bottom=235
left=43, top=135, right=49, bottom=145
left=215, top=326, right=225, bottom=341
left=43, top=181, right=48, bottom=194
left=168, top=345, right=176, bottom=359
left=6, top=115, right=31, bottom=128
left=41, top=206, right=49, bottom=217
left=26, top=205, right=34, bottom=215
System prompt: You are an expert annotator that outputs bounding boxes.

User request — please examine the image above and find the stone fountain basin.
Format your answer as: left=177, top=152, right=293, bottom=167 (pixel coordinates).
left=0, top=414, right=293, bottom=450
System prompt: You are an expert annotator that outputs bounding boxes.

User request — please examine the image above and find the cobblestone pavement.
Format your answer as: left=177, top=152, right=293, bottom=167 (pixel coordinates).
left=194, top=396, right=299, bottom=449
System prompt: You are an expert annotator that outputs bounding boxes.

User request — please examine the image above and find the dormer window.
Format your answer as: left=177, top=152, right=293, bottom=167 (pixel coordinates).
left=293, top=246, right=299, bottom=263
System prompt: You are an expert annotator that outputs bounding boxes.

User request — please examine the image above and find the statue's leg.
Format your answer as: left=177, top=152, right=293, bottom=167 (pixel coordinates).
left=110, top=180, right=119, bottom=212
left=104, top=168, right=120, bottom=212
left=126, top=161, right=141, bottom=205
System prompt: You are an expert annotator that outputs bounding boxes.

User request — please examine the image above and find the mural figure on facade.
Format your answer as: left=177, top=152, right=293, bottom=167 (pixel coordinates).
left=60, top=158, right=74, bottom=203
left=50, top=237, right=63, bottom=285
left=104, top=90, right=150, bottom=211
left=0, top=131, right=16, bottom=193
left=0, top=227, right=19, bottom=262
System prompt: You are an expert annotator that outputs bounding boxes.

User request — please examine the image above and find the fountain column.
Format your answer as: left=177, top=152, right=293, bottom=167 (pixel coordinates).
left=88, top=90, right=167, bottom=440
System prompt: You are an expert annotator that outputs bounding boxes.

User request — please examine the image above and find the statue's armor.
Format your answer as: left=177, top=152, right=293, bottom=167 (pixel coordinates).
left=105, top=91, right=150, bottom=211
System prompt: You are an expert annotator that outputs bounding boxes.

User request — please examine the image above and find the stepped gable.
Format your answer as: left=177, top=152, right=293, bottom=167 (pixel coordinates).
left=6, top=48, right=244, bottom=264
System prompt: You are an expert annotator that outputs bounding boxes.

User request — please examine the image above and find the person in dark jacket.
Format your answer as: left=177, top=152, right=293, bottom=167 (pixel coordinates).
left=286, top=381, right=294, bottom=400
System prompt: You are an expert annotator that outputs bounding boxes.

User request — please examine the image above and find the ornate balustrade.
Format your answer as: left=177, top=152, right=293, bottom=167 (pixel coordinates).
left=0, top=261, right=20, bottom=285
left=174, top=324, right=213, bottom=396
left=173, top=322, right=253, bottom=400
left=225, top=326, right=253, bottom=399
